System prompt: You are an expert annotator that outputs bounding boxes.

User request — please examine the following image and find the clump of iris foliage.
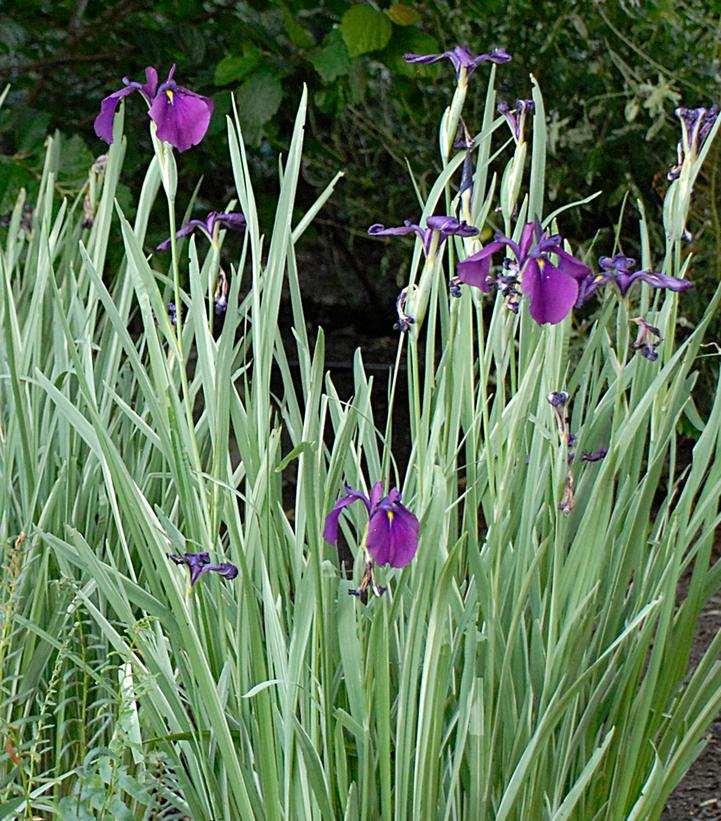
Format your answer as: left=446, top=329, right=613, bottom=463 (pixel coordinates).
left=1, top=35, right=721, bottom=819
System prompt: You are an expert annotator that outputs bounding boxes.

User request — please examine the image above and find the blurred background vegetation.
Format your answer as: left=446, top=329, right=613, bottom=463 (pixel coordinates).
left=1, top=0, right=720, bottom=334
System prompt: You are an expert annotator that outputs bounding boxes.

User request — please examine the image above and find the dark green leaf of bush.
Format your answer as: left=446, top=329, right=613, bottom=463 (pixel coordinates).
left=215, top=52, right=262, bottom=87
left=386, top=3, right=421, bottom=26
left=58, top=135, right=94, bottom=187
left=283, top=10, right=315, bottom=48
left=234, top=70, right=283, bottom=144
left=312, top=29, right=352, bottom=83
left=341, top=5, right=392, bottom=58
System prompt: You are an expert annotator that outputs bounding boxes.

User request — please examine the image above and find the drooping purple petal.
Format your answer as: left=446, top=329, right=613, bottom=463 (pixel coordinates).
left=575, top=273, right=605, bottom=307
left=167, top=551, right=238, bottom=588
left=554, top=248, right=592, bottom=281
left=598, top=256, right=694, bottom=298
left=456, top=240, right=506, bottom=292
left=368, top=221, right=423, bottom=240
left=197, top=561, right=239, bottom=582
left=580, top=448, right=608, bottom=462
left=427, top=215, right=479, bottom=240
left=94, top=85, right=138, bottom=144
left=157, top=211, right=246, bottom=251
left=215, top=212, right=247, bottom=233
left=634, top=271, right=693, bottom=292
left=149, top=83, right=214, bottom=152
left=367, top=503, right=419, bottom=568
left=156, top=219, right=208, bottom=250
left=404, top=46, right=511, bottom=80
left=322, top=487, right=371, bottom=544
left=521, top=258, right=579, bottom=325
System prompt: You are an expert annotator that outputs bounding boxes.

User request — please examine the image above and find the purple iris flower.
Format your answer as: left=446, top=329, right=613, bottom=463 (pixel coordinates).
left=369, top=216, right=478, bottom=256
left=157, top=211, right=246, bottom=251
left=594, top=254, right=692, bottom=298
left=324, top=481, right=419, bottom=570
left=404, top=46, right=512, bottom=80
left=94, top=65, right=214, bottom=152
left=167, top=551, right=238, bottom=588
left=668, top=105, right=718, bottom=181
left=497, top=99, right=534, bottom=141
left=456, top=222, right=591, bottom=325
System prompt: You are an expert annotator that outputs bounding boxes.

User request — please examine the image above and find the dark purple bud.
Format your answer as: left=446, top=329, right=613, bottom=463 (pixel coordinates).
left=548, top=391, right=569, bottom=407
left=632, top=316, right=663, bottom=361
left=394, top=286, right=416, bottom=333
left=449, top=276, right=463, bottom=298
left=214, top=269, right=229, bottom=315
left=349, top=560, right=386, bottom=605
left=559, top=470, right=575, bottom=514
left=668, top=105, right=718, bottom=180
left=497, top=98, right=534, bottom=140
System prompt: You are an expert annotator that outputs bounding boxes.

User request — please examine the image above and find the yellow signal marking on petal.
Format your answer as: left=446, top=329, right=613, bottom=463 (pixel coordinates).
left=538, top=258, right=545, bottom=270
left=387, top=511, right=394, bottom=524
left=594, top=274, right=604, bottom=282
left=166, top=89, right=174, bottom=104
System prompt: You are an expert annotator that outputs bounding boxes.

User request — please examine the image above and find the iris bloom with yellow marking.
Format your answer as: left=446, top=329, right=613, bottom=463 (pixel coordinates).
left=324, top=481, right=419, bottom=601
left=455, top=222, right=591, bottom=325
left=94, top=65, right=213, bottom=152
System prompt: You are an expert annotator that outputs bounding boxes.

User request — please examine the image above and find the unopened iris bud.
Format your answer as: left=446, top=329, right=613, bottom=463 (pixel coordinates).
left=394, top=286, right=417, bottom=333
left=631, top=316, right=663, bottom=362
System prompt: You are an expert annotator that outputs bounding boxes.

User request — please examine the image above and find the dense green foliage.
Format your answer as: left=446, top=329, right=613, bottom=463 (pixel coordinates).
left=1, top=33, right=721, bottom=814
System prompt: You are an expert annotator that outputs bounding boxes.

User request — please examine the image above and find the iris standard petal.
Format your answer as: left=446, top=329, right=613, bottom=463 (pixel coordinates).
left=322, top=488, right=371, bottom=544
left=94, top=85, right=138, bottom=143
left=367, top=504, right=419, bottom=568
left=368, top=481, right=384, bottom=512
left=518, top=222, right=538, bottom=261
left=140, top=66, right=159, bottom=100
left=150, top=86, right=214, bottom=152
left=522, top=258, right=579, bottom=325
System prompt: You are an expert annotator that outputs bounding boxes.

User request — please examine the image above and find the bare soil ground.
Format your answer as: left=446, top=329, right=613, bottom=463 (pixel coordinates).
left=663, top=587, right=721, bottom=819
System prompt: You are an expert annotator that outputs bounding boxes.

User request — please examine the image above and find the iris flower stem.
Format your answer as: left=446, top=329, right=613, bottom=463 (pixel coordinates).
left=612, top=297, right=630, bottom=433
left=409, top=249, right=439, bottom=497
left=475, top=295, right=495, bottom=503
left=166, top=196, right=207, bottom=525
left=207, top=239, right=220, bottom=337
left=382, top=335, right=407, bottom=480
left=409, top=335, right=424, bottom=499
